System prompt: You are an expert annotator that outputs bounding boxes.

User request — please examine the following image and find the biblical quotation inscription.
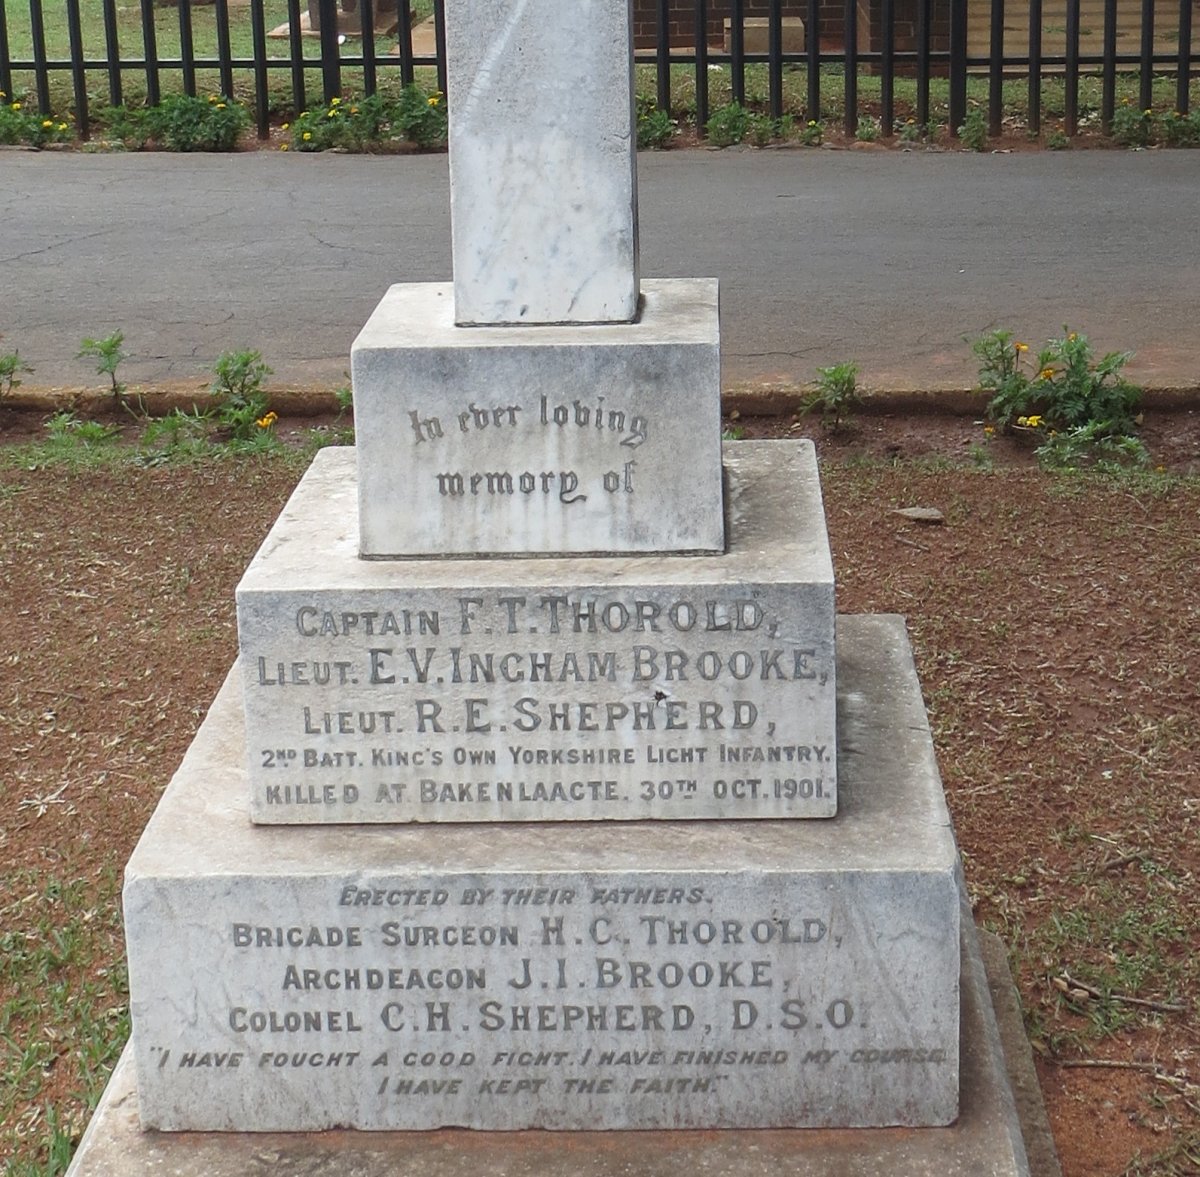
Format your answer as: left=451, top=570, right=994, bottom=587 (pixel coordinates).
left=134, top=874, right=954, bottom=1130
left=238, top=586, right=836, bottom=823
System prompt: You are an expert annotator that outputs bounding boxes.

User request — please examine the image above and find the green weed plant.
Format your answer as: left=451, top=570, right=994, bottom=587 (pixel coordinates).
left=974, top=328, right=1146, bottom=469
left=0, top=93, right=71, bottom=147
left=801, top=361, right=862, bottom=430
left=144, top=94, right=249, bottom=151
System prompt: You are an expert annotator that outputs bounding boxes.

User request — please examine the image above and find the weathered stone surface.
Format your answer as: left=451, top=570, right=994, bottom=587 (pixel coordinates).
left=236, top=442, right=834, bottom=823
left=350, top=279, right=723, bottom=557
left=445, top=0, right=639, bottom=325
left=124, top=615, right=959, bottom=1132
left=70, top=912, right=1042, bottom=1175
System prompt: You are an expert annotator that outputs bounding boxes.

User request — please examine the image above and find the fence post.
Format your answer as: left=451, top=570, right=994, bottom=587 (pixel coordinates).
left=730, top=0, right=745, bottom=105
left=880, top=0, right=894, bottom=136
left=842, top=0, right=856, bottom=135
left=988, top=0, right=1004, bottom=137
left=1028, top=0, right=1042, bottom=134
left=948, top=0, right=967, bottom=134
left=139, top=0, right=160, bottom=106
left=66, top=0, right=89, bottom=138
left=806, top=0, right=820, bottom=120
left=1065, top=0, right=1079, bottom=136
left=433, top=0, right=447, bottom=97
left=178, top=0, right=197, bottom=98
left=287, top=0, right=306, bottom=114
left=215, top=0, right=234, bottom=97
left=1138, top=0, right=1154, bottom=112
left=28, top=0, right=50, bottom=113
left=916, top=0, right=930, bottom=127
left=1177, top=0, right=1193, bottom=114
left=101, top=0, right=123, bottom=108
left=694, top=0, right=709, bottom=132
left=768, top=0, right=783, bottom=120
left=318, top=0, right=342, bottom=102
left=252, top=0, right=270, bottom=138
left=656, top=0, right=671, bottom=112
left=1098, top=0, right=1115, bottom=128
left=361, top=0, right=378, bottom=97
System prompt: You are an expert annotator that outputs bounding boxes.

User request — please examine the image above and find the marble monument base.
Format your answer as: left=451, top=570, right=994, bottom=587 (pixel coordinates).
left=235, top=443, right=836, bottom=824
left=350, top=278, right=724, bottom=557
left=67, top=918, right=1041, bottom=1176
left=123, top=616, right=960, bottom=1133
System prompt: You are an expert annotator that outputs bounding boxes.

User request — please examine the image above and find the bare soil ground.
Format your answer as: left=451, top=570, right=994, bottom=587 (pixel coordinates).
left=1, top=408, right=1197, bottom=1176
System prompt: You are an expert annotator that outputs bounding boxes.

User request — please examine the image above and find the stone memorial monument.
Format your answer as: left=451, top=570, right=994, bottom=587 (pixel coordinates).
left=68, top=1, right=1039, bottom=1172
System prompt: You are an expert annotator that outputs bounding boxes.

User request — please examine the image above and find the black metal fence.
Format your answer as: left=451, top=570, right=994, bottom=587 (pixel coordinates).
left=0, top=0, right=1194, bottom=141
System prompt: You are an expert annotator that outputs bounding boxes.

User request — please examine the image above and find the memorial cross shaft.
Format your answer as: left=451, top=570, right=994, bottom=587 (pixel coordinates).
left=445, top=0, right=641, bottom=326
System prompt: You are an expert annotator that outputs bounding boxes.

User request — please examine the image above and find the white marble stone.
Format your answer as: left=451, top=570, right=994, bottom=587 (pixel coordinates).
left=236, top=442, right=835, bottom=823
left=124, top=615, right=960, bottom=1132
left=350, top=279, right=723, bottom=557
left=445, top=0, right=639, bottom=325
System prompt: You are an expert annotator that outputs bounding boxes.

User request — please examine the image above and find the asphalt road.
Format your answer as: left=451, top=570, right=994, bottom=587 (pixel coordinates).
left=3, top=147, right=1199, bottom=391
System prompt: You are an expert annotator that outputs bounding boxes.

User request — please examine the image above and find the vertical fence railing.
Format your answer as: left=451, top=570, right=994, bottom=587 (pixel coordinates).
left=65, top=0, right=87, bottom=136
left=27, top=0, right=48, bottom=111
left=1178, top=0, right=1193, bottom=113
left=178, top=0, right=197, bottom=98
left=101, top=0, right=122, bottom=107
left=139, top=0, right=160, bottom=106
left=0, top=0, right=1195, bottom=144
left=251, top=0, right=269, bottom=139
left=729, top=0, right=745, bottom=104
left=1028, top=0, right=1042, bottom=133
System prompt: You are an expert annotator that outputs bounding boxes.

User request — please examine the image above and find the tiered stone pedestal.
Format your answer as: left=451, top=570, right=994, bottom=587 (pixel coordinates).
left=236, top=444, right=834, bottom=823
left=122, top=607, right=959, bottom=1132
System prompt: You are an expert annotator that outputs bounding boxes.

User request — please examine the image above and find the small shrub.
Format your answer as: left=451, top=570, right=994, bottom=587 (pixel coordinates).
left=855, top=116, right=879, bottom=142
left=393, top=84, right=447, bottom=148
left=96, top=104, right=151, bottom=149
left=211, top=349, right=273, bottom=442
left=958, top=107, right=987, bottom=151
left=1111, top=102, right=1154, bottom=147
left=898, top=118, right=929, bottom=143
left=801, top=361, right=861, bottom=430
left=0, top=95, right=72, bottom=148
left=799, top=118, right=823, bottom=146
left=973, top=328, right=1145, bottom=468
left=636, top=97, right=674, bottom=149
left=1158, top=109, right=1200, bottom=147
left=0, top=350, right=32, bottom=404
left=1045, top=128, right=1071, bottom=150
left=145, top=94, right=249, bottom=152
left=78, top=330, right=134, bottom=415
left=706, top=102, right=751, bottom=147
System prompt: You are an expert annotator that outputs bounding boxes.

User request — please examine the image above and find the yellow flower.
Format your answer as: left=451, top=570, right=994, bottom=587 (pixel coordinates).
left=427, top=94, right=441, bottom=108
left=11, top=101, right=21, bottom=110
left=1015, top=341, right=1028, bottom=352
left=983, top=424, right=995, bottom=436
left=280, top=143, right=289, bottom=151
left=1067, top=332, right=1077, bottom=341
left=327, top=109, right=337, bottom=118
left=1038, top=367, right=1055, bottom=381
left=1025, top=414, right=1043, bottom=427
left=256, top=411, right=278, bottom=429
left=331, top=96, right=342, bottom=106
left=42, top=119, right=53, bottom=128
left=281, top=122, right=289, bottom=130
left=349, top=106, right=359, bottom=114
left=216, top=102, right=226, bottom=110
left=1144, top=109, right=1152, bottom=117
left=302, top=131, right=312, bottom=141
left=57, top=122, right=67, bottom=131
left=208, top=95, right=218, bottom=104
